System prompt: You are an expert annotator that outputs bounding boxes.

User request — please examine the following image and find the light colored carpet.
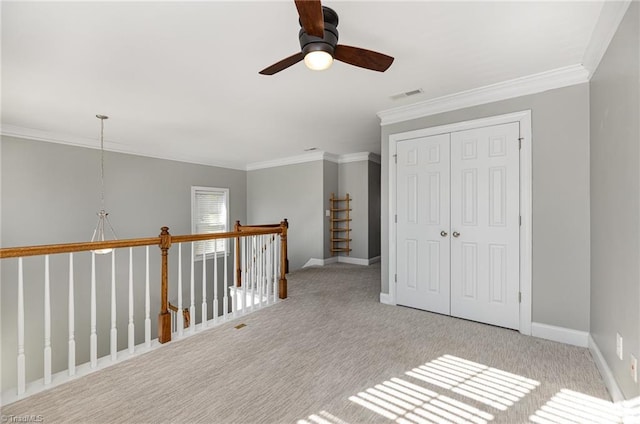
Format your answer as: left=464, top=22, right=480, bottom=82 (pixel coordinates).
left=1, top=263, right=614, bottom=423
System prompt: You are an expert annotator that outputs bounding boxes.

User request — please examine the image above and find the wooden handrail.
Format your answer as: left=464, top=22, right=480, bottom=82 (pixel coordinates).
left=0, top=228, right=285, bottom=259
left=0, top=221, right=288, bottom=346
left=235, top=220, right=288, bottom=230
left=172, top=227, right=283, bottom=244
left=0, top=237, right=161, bottom=259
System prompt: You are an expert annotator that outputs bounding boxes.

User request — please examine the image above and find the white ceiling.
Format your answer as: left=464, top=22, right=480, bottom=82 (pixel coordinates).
left=1, top=1, right=605, bottom=170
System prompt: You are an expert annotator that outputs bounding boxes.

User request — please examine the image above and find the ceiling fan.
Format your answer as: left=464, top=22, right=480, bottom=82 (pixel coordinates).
left=259, top=0, right=394, bottom=75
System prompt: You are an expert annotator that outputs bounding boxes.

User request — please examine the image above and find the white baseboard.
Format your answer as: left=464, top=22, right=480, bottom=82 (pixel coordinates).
left=338, top=256, right=370, bottom=266
left=303, top=257, right=339, bottom=267
left=303, top=256, right=380, bottom=267
left=380, top=292, right=394, bottom=305
left=531, top=322, right=589, bottom=347
left=339, top=256, right=380, bottom=266
left=589, top=335, right=625, bottom=402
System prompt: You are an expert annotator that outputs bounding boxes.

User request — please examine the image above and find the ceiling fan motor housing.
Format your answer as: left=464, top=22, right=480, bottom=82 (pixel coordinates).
left=299, top=6, right=339, bottom=57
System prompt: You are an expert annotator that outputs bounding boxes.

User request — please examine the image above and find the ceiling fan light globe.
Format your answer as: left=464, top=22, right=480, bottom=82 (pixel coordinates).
left=304, top=50, right=333, bottom=71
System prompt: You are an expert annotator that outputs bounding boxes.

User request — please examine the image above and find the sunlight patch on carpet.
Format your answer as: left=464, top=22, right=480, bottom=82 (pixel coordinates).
left=529, top=389, right=626, bottom=424
left=344, top=354, right=540, bottom=423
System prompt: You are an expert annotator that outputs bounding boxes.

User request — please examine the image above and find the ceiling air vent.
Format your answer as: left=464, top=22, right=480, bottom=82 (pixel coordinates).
left=390, top=88, right=423, bottom=101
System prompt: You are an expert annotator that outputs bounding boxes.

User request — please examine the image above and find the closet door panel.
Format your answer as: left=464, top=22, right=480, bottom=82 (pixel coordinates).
left=450, top=122, right=520, bottom=329
left=396, top=134, right=451, bottom=314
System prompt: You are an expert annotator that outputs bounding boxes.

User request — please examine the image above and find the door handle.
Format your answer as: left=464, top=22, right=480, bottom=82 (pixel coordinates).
left=440, top=231, right=448, bottom=237
left=452, top=231, right=461, bottom=238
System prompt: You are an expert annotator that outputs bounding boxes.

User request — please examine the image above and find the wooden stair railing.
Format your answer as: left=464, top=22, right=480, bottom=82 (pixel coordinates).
left=234, top=219, right=289, bottom=297
left=0, top=221, right=288, bottom=345
left=168, top=302, right=191, bottom=329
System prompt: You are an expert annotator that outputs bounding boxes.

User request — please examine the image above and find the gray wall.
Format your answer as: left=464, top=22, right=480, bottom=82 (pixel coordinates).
left=338, top=161, right=369, bottom=259
left=336, top=159, right=381, bottom=261
left=590, top=2, right=639, bottom=399
left=1, top=135, right=247, bottom=391
left=248, top=158, right=380, bottom=266
left=247, top=161, right=324, bottom=270
left=323, top=161, right=339, bottom=259
left=368, top=161, right=381, bottom=259
left=381, top=83, right=591, bottom=332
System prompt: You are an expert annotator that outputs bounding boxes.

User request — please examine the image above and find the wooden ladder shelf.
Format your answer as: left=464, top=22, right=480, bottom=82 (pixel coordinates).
left=329, top=193, right=352, bottom=256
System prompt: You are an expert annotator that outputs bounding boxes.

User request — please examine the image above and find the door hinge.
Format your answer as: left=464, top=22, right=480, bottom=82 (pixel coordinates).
left=518, top=292, right=522, bottom=303
left=519, top=215, right=522, bottom=226
left=395, top=214, right=397, bottom=223
left=394, top=274, right=397, bottom=283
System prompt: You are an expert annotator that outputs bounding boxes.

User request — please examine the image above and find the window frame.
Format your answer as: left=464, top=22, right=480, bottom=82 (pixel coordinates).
left=191, top=186, right=230, bottom=260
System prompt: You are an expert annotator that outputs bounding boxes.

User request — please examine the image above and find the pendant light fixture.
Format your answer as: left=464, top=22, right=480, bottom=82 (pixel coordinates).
left=91, top=114, right=117, bottom=254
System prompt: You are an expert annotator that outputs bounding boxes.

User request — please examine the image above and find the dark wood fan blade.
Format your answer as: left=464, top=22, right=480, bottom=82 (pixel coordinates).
left=295, top=0, right=324, bottom=38
left=259, top=52, right=305, bottom=75
left=334, top=45, right=394, bottom=72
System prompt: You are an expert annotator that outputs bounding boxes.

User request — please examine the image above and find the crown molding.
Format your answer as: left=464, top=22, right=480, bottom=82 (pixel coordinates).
left=2, top=125, right=379, bottom=172
left=339, top=152, right=381, bottom=164
left=2, top=124, right=103, bottom=150
left=323, top=152, right=340, bottom=164
left=246, top=151, right=379, bottom=171
left=377, top=64, right=589, bottom=126
left=1, top=124, right=247, bottom=171
left=582, top=0, right=632, bottom=78
left=246, top=151, right=328, bottom=171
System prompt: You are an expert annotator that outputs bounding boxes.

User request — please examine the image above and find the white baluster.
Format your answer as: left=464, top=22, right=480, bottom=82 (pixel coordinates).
left=17, top=258, right=26, bottom=394
left=223, top=237, right=229, bottom=319
left=110, top=250, right=117, bottom=360
left=272, top=235, right=277, bottom=302
left=256, top=236, right=260, bottom=308
left=128, top=247, right=134, bottom=354
left=256, top=236, right=261, bottom=309
left=68, top=253, right=76, bottom=376
left=90, top=252, right=97, bottom=368
left=202, top=248, right=207, bottom=327
left=253, top=236, right=262, bottom=309
left=250, top=236, right=255, bottom=312
left=213, top=239, right=218, bottom=323
left=260, top=235, right=265, bottom=308
left=240, top=237, right=246, bottom=313
left=264, top=236, right=269, bottom=305
left=44, top=255, right=52, bottom=384
left=266, top=236, right=272, bottom=304
left=263, top=236, right=267, bottom=304
left=145, top=246, right=151, bottom=347
left=177, top=243, right=184, bottom=337
left=246, top=236, right=251, bottom=312
left=232, top=237, right=238, bottom=318
left=190, top=242, right=196, bottom=334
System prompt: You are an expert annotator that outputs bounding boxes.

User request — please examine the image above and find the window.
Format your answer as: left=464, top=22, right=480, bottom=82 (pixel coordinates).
left=191, top=186, right=229, bottom=257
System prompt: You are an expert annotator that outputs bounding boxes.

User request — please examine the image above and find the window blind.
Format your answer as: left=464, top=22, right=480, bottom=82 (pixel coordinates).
left=192, top=187, right=228, bottom=256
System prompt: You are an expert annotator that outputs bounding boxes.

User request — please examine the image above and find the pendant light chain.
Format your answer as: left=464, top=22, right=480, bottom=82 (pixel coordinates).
left=99, top=115, right=106, bottom=211
left=91, top=114, right=117, bottom=253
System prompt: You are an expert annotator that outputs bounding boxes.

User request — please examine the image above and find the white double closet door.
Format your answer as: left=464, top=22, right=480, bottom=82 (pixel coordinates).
left=396, top=122, right=520, bottom=329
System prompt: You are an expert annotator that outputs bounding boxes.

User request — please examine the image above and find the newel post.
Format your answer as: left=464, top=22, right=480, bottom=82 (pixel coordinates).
left=283, top=218, right=289, bottom=273
left=234, top=220, right=242, bottom=286
left=279, top=220, right=288, bottom=299
left=158, top=226, right=172, bottom=344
